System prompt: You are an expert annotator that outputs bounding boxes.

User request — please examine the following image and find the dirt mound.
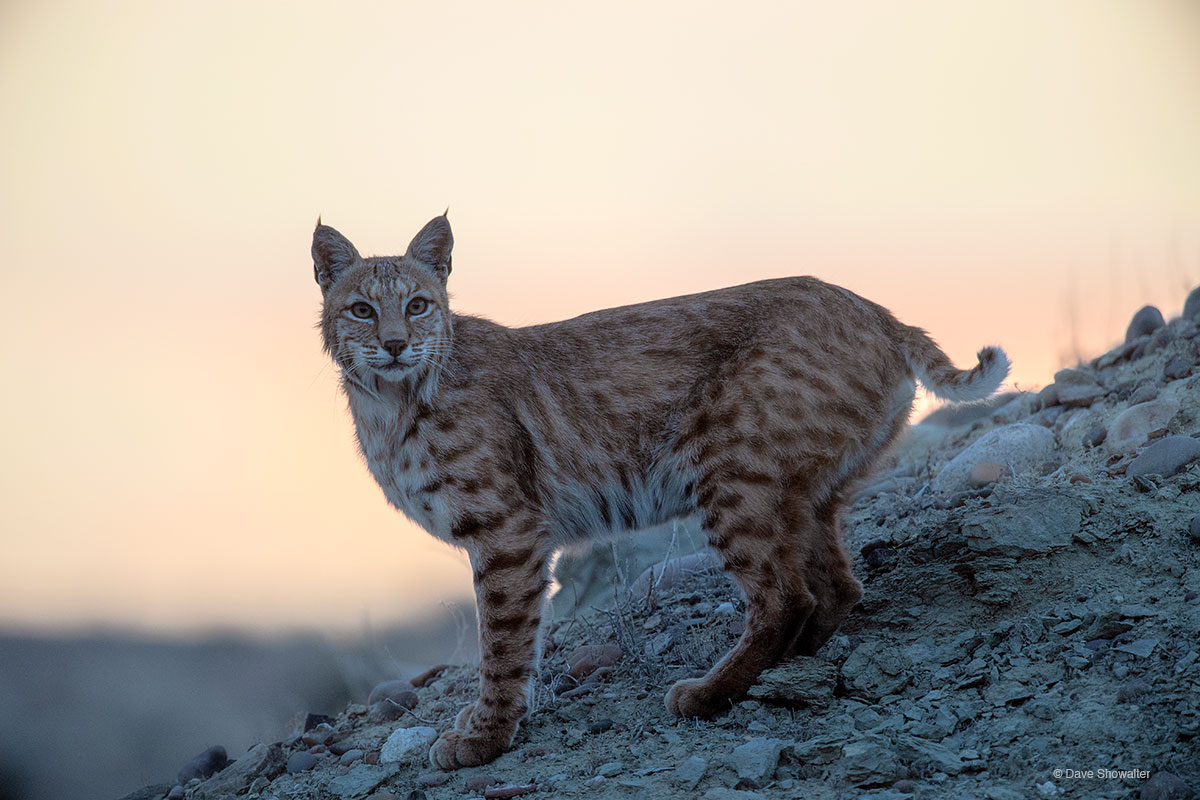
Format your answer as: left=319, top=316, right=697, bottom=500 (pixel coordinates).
left=134, top=300, right=1200, bottom=800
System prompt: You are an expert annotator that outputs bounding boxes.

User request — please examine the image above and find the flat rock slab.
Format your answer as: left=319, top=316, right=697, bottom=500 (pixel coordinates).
left=841, top=639, right=911, bottom=698
left=1085, top=612, right=1134, bottom=640
left=1113, top=639, right=1159, bottom=658
left=841, top=735, right=902, bottom=787
left=674, top=755, right=708, bottom=789
left=747, top=658, right=838, bottom=706
left=728, top=738, right=788, bottom=781
left=893, top=733, right=966, bottom=775
left=790, top=733, right=849, bottom=766
left=961, top=493, right=1083, bottom=557
left=328, top=763, right=401, bottom=798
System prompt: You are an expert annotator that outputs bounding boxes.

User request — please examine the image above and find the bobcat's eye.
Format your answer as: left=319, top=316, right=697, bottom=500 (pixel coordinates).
left=406, top=297, right=430, bottom=317
left=349, top=301, right=376, bottom=320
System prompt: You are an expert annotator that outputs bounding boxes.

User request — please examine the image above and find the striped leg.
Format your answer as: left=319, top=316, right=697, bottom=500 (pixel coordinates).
left=429, top=513, right=550, bottom=770
left=786, top=498, right=861, bottom=658
left=666, top=476, right=815, bottom=718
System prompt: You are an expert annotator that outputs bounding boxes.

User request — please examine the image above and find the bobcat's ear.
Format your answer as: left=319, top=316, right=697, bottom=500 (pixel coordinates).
left=405, top=213, right=453, bottom=281
left=312, top=220, right=361, bottom=292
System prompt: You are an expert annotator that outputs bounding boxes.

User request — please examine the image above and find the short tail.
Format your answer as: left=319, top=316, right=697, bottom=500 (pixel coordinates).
left=901, top=325, right=1010, bottom=403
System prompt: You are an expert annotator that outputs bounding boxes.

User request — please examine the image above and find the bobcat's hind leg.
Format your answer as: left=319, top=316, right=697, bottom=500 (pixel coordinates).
left=429, top=510, right=551, bottom=770
left=665, top=476, right=816, bottom=719
left=787, top=411, right=908, bottom=658
left=786, top=498, right=861, bottom=658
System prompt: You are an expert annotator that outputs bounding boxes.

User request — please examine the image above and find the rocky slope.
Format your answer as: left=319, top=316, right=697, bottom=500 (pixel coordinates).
left=124, top=292, right=1200, bottom=800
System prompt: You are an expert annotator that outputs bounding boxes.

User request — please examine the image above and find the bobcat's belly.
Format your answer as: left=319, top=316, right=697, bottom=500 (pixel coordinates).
left=547, top=454, right=697, bottom=546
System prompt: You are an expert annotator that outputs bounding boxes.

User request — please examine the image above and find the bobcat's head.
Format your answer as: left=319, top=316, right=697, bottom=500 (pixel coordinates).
left=313, top=214, right=454, bottom=401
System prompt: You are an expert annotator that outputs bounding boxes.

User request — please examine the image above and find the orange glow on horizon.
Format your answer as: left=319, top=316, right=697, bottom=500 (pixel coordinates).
left=1, top=0, right=1197, bottom=635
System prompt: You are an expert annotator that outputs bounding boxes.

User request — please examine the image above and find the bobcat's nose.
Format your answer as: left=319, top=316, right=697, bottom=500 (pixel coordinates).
left=382, top=339, right=408, bottom=357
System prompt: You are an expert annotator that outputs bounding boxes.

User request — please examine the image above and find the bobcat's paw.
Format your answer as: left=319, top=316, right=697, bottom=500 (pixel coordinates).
left=428, top=729, right=505, bottom=771
left=665, top=677, right=732, bottom=719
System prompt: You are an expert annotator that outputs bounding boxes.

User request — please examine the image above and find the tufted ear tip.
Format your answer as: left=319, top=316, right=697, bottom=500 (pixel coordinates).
left=312, top=221, right=360, bottom=291
left=406, top=213, right=454, bottom=281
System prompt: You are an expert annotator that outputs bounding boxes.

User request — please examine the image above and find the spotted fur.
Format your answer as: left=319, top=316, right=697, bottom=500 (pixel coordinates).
left=312, top=214, right=1010, bottom=769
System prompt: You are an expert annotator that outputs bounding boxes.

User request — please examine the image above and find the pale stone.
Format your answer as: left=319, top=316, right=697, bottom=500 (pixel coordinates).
left=968, top=461, right=1007, bottom=488
left=1108, top=400, right=1179, bottom=455
left=379, top=726, right=437, bottom=764
left=931, top=424, right=1056, bottom=494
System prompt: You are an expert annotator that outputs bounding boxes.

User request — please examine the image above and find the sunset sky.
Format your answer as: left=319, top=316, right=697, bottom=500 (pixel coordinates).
left=1, top=0, right=1198, bottom=636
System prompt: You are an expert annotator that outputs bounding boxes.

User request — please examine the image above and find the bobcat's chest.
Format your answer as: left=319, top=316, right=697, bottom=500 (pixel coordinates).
left=350, top=399, right=453, bottom=542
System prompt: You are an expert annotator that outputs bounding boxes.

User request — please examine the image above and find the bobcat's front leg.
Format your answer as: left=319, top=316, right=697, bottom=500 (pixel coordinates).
left=430, top=512, right=550, bottom=770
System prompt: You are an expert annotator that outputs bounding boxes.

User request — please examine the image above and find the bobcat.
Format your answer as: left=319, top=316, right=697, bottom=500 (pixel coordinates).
left=312, top=213, right=1009, bottom=769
